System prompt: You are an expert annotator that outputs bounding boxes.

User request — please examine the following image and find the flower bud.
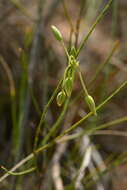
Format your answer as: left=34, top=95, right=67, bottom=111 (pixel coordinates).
left=56, top=91, right=66, bottom=106
left=64, top=77, right=73, bottom=97
left=85, top=95, right=97, bottom=116
left=51, top=25, right=63, bottom=41
left=66, top=65, right=73, bottom=78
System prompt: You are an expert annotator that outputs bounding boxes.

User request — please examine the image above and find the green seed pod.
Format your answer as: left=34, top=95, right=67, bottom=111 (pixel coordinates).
left=65, top=65, right=73, bottom=78
left=85, top=95, right=97, bottom=116
left=51, top=25, right=63, bottom=41
left=56, top=91, right=66, bottom=106
left=64, top=77, right=73, bottom=97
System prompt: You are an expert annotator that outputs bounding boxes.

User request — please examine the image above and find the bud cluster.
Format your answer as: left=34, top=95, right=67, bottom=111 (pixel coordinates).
left=51, top=25, right=97, bottom=115
left=56, top=54, right=78, bottom=107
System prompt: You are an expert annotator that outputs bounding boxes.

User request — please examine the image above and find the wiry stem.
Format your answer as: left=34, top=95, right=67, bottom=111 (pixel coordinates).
left=0, top=79, right=126, bottom=182
left=33, top=79, right=62, bottom=150
left=76, top=0, right=113, bottom=57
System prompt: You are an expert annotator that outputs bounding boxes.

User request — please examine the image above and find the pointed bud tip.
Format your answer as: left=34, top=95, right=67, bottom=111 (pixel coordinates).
left=64, top=77, right=73, bottom=97
left=51, top=25, right=63, bottom=42
left=56, top=91, right=66, bottom=106
left=85, top=95, right=97, bottom=116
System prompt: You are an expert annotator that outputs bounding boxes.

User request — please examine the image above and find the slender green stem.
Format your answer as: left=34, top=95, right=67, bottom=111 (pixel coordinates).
left=62, top=0, right=75, bottom=50
left=76, top=0, right=113, bottom=57
left=55, top=80, right=127, bottom=139
left=94, top=130, right=127, bottom=137
left=75, top=0, right=86, bottom=48
left=71, top=41, right=119, bottom=105
left=57, top=116, right=127, bottom=143
left=30, top=87, right=41, bottom=116
left=91, top=115, right=127, bottom=132
left=112, top=0, right=118, bottom=38
left=41, top=98, right=70, bottom=145
left=1, top=166, right=36, bottom=176
left=89, top=40, right=119, bottom=85
left=68, top=29, right=73, bottom=51
left=78, top=69, right=89, bottom=96
left=33, top=79, right=62, bottom=151
left=96, top=81, right=127, bottom=111
left=61, top=40, right=70, bottom=59
left=0, top=80, right=127, bottom=182
left=41, top=61, right=75, bottom=145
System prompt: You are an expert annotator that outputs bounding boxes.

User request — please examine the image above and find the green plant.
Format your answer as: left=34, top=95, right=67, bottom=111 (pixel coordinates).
left=1, top=0, right=127, bottom=189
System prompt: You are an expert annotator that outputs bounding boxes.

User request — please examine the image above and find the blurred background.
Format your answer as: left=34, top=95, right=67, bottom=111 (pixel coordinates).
left=0, top=0, right=127, bottom=189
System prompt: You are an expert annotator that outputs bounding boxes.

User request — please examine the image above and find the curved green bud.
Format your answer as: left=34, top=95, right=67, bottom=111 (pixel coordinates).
left=64, top=65, right=72, bottom=79
left=85, top=95, right=97, bottom=116
left=51, top=25, right=63, bottom=41
left=56, top=91, right=66, bottom=106
left=64, top=77, right=73, bottom=97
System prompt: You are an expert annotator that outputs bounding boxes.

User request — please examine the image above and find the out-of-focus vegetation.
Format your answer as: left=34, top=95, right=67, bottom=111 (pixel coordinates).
left=0, top=0, right=127, bottom=189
